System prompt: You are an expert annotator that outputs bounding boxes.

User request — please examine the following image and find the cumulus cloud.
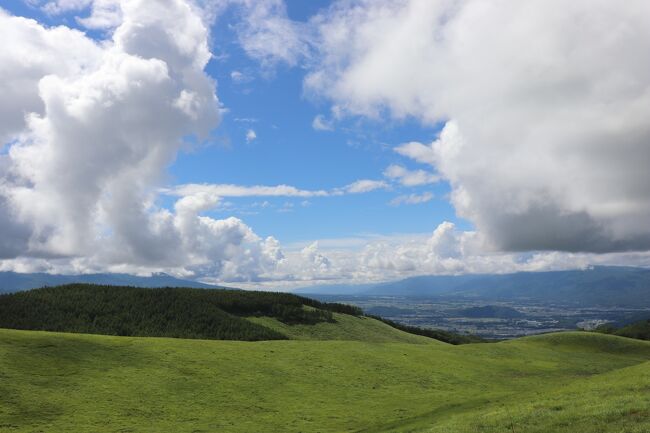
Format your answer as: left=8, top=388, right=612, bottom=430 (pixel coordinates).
left=245, top=220, right=648, bottom=289
left=307, top=0, right=650, bottom=253
left=0, top=9, right=102, bottom=145
left=0, top=0, right=286, bottom=282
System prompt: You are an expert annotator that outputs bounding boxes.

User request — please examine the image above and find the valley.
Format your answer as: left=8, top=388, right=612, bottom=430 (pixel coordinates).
left=315, top=295, right=650, bottom=339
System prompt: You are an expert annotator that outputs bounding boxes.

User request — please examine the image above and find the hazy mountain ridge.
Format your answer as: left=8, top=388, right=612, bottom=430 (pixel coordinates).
left=299, top=266, right=650, bottom=307
left=0, top=272, right=219, bottom=294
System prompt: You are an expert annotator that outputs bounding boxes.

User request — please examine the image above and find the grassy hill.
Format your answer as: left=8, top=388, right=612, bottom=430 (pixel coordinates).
left=0, top=329, right=648, bottom=432
left=0, top=285, right=476, bottom=344
left=0, top=285, right=648, bottom=432
left=248, top=313, right=432, bottom=343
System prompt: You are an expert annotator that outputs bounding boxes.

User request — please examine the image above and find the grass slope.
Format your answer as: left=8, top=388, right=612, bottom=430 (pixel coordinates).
left=248, top=313, right=432, bottom=343
left=1, top=329, right=648, bottom=433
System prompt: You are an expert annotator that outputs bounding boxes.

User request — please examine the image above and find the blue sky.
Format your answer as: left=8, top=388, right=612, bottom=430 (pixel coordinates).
left=10, top=0, right=459, bottom=245
left=174, top=2, right=462, bottom=244
left=1, top=0, right=648, bottom=286
left=2, top=0, right=463, bottom=246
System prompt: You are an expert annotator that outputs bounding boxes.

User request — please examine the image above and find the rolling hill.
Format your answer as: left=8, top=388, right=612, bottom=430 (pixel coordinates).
left=0, top=329, right=648, bottom=432
left=0, top=285, right=649, bottom=432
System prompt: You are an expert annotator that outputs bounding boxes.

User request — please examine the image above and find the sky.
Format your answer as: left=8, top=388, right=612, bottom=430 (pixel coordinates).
left=1, top=0, right=650, bottom=289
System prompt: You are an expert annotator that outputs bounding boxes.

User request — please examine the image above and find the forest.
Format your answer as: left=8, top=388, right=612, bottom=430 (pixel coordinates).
left=0, top=284, right=359, bottom=341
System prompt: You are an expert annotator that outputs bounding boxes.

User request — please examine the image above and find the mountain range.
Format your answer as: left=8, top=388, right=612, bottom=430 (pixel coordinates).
left=3, top=266, right=650, bottom=308
left=0, top=272, right=218, bottom=294
left=297, top=266, right=650, bottom=307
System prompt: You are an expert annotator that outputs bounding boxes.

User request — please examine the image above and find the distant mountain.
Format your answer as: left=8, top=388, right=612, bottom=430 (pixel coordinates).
left=301, top=266, right=650, bottom=307
left=0, top=272, right=219, bottom=294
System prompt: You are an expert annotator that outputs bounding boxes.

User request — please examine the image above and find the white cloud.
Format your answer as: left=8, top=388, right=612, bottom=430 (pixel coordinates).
left=383, top=164, right=438, bottom=187
left=389, top=192, right=433, bottom=206
left=245, top=129, right=257, bottom=142
left=77, top=0, right=122, bottom=29
left=164, top=179, right=392, bottom=204
left=337, top=179, right=389, bottom=194
left=165, top=183, right=330, bottom=199
left=32, top=0, right=123, bottom=29
left=394, top=141, right=436, bottom=166
left=40, top=0, right=92, bottom=15
left=0, top=9, right=102, bottom=145
left=226, top=220, right=650, bottom=289
left=306, top=0, right=650, bottom=253
left=0, top=1, right=290, bottom=282
left=230, top=70, right=253, bottom=84
left=312, top=114, right=333, bottom=131
left=231, top=0, right=310, bottom=68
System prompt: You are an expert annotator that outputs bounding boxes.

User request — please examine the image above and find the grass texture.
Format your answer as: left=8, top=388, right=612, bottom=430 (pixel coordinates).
left=1, top=328, right=648, bottom=432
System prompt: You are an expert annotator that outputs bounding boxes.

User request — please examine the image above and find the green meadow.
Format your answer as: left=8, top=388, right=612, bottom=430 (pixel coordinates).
left=1, top=326, right=649, bottom=433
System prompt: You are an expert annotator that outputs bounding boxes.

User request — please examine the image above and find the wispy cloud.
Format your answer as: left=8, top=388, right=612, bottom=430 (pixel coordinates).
left=389, top=192, right=434, bottom=206
left=384, top=164, right=439, bottom=186
left=312, top=114, right=333, bottom=131
left=230, top=70, right=253, bottom=84
left=336, top=179, right=389, bottom=194
left=164, top=178, right=390, bottom=202
left=163, top=183, right=330, bottom=199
